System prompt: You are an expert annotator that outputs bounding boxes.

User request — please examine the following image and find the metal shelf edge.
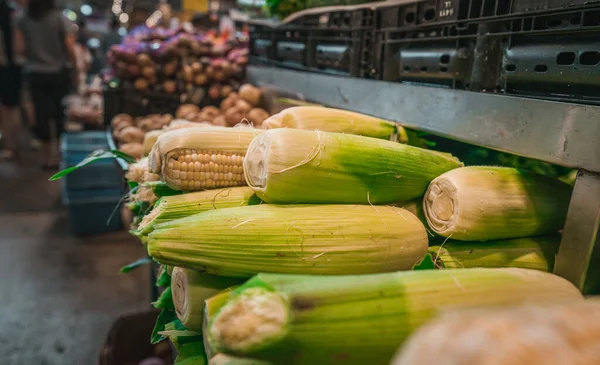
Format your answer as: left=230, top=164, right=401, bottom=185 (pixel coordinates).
left=248, top=66, right=600, bottom=173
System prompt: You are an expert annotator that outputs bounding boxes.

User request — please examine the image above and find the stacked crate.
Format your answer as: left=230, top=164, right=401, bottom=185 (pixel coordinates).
left=60, top=132, right=125, bottom=235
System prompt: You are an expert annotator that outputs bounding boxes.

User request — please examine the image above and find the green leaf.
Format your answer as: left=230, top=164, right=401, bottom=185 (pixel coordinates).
left=175, top=341, right=207, bottom=364
left=156, top=265, right=171, bottom=287
left=412, top=253, right=436, bottom=270
left=151, top=309, right=177, bottom=344
left=49, top=149, right=136, bottom=181
left=120, top=256, right=153, bottom=273
left=128, top=180, right=139, bottom=190
left=152, top=286, right=175, bottom=310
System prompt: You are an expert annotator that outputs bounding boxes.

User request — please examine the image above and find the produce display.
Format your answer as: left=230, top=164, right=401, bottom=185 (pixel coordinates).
left=58, top=94, right=585, bottom=364
left=105, top=25, right=249, bottom=104
left=392, top=300, right=600, bottom=365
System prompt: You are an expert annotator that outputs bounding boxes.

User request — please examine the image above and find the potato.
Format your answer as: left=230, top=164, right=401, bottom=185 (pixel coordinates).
left=191, top=62, right=203, bottom=73
left=163, top=80, right=177, bottom=94
left=176, top=104, right=201, bottom=119
left=134, top=78, right=149, bottom=91
left=246, top=108, right=270, bottom=128
left=211, top=115, right=227, bottom=127
left=163, top=60, right=178, bottom=76
left=142, top=66, right=156, bottom=79
left=220, top=85, right=233, bottom=98
left=239, top=84, right=261, bottom=106
left=137, top=53, right=153, bottom=67
left=193, top=73, right=208, bottom=86
left=220, top=93, right=239, bottom=111
left=199, top=106, right=221, bottom=122
left=204, top=65, right=216, bottom=78
left=127, top=64, right=141, bottom=77
left=119, top=126, right=145, bottom=143
left=182, top=65, right=193, bottom=82
left=224, top=107, right=246, bottom=127
left=119, top=142, right=144, bottom=160
left=208, top=85, right=221, bottom=100
left=111, top=113, right=133, bottom=129
left=234, top=99, right=252, bottom=113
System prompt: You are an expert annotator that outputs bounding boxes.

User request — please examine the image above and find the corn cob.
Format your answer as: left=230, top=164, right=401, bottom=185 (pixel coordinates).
left=392, top=300, right=600, bottom=365
left=137, top=187, right=261, bottom=235
left=261, top=106, right=406, bottom=142
left=204, top=288, right=237, bottom=359
left=143, top=130, right=163, bottom=156
left=206, top=268, right=582, bottom=365
left=209, top=354, right=272, bottom=365
left=171, top=268, right=243, bottom=331
left=424, top=166, right=572, bottom=241
left=149, top=127, right=261, bottom=191
left=429, top=235, right=560, bottom=272
left=147, top=204, right=428, bottom=277
left=244, top=129, right=463, bottom=204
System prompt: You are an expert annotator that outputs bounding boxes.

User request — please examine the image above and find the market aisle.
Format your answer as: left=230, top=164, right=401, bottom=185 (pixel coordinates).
left=0, top=151, right=149, bottom=365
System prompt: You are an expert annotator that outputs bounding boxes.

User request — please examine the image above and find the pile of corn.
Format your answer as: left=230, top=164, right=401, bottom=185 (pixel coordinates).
left=124, top=106, right=586, bottom=365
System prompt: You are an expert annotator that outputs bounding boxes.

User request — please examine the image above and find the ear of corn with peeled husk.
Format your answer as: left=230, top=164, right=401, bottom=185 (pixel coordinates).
left=143, top=130, right=163, bottom=156
left=149, top=127, right=261, bottom=191
left=424, top=166, right=572, bottom=241
left=171, top=268, right=243, bottom=331
left=206, top=268, right=582, bottom=365
left=392, top=300, right=600, bottom=365
left=136, top=187, right=261, bottom=235
left=204, top=288, right=237, bottom=359
left=148, top=204, right=428, bottom=277
left=261, top=106, right=406, bottom=142
left=429, top=235, right=561, bottom=272
left=243, top=129, right=463, bottom=205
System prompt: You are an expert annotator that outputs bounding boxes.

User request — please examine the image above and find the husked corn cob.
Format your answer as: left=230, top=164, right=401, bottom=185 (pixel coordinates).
left=429, top=235, right=560, bottom=272
left=206, top=268, right=582, bottom=365
left=171, top=268, right=243, bottom=330
left=392, top=300, right=600, bottom=365
left=244, top=129, right=463, bottom=204
left=149, top=127, right=261, bottom=191
left=147, top=205, right=428, bottom=277
left=142, top=130, right=163, bottom=156
left=424, top=166, right=572, bottom=241
left=137, top=187, right=261, bottom=235
left=262, top=106, right=406, bottom=142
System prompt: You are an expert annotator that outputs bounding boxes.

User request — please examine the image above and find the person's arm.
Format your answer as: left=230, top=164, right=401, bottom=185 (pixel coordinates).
left=13, top=28, right=24, bottom=58
left=64, top=33, right=77, bottom=67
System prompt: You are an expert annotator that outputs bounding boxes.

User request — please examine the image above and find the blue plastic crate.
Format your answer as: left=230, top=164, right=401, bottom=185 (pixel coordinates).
left=60, top=132, right=125, bottom=190
left=64, top=188, right=124, bottom=235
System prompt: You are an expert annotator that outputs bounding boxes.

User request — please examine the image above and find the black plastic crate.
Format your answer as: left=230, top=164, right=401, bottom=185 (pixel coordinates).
left=376, top=22, right=479, bottom=87
left=103, top=88, right=181, bottom=125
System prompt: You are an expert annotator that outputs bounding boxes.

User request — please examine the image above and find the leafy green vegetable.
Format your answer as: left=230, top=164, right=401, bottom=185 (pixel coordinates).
left=120, top=256, right=153, bottom=273
left=49, top=149, right=136, bottom=181
left=175, top=341, right=207, bottom=364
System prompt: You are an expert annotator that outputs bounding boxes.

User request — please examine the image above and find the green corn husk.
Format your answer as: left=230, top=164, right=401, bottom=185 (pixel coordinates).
left=209, top=354, right=272, bottom=365
left=261, top=106, right=405, bottom=142
left=136, top=187, right=262, bottom=235
left=429, top=235, right=561, bottom=272
left=423, top=166, right=572, bottom=241
left=243, top=129, right=463, bottom=204
left=398, top=199, right=429, bottom=229
left=206, top=268, right=582, bottom=365
left=147, top=180, right=183, bottom=198
left=147, top=204, right=428, bottom=277
left=171, top=267, right=244, bottom=331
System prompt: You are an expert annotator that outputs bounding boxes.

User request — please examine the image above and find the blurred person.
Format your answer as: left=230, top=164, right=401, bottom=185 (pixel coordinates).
left=102, top=17, right=121, bottom=58
left=0, top=0, right=22, bottom=160
left=15, top=0, right=76, bottom=168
